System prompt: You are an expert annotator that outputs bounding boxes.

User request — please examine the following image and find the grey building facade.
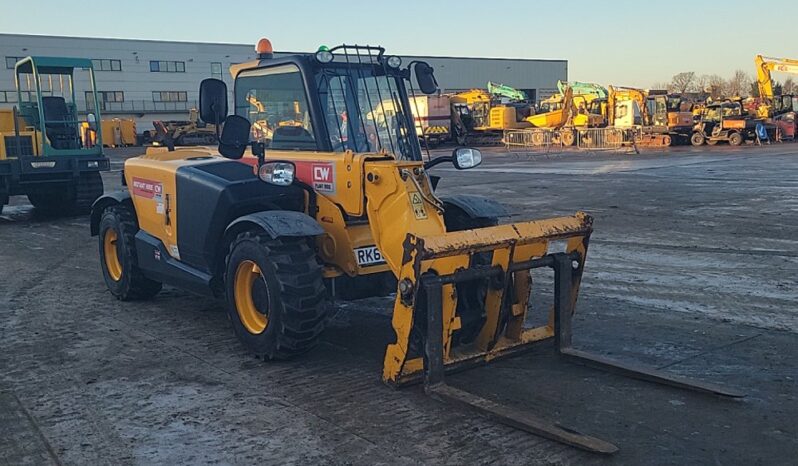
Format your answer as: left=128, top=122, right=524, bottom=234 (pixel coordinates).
left=0, top=34, right=567, bottom=128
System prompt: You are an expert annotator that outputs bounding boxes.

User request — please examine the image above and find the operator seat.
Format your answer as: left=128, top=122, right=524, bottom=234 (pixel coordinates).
left=270, top=125, right=315, bottom=150
left=42, top=96, right=80, bottom=150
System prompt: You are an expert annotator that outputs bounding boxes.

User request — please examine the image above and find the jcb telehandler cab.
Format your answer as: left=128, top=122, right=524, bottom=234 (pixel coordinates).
left=92, top=39, right=741, bottom=454
left=0, top=57, right=109, bottom=214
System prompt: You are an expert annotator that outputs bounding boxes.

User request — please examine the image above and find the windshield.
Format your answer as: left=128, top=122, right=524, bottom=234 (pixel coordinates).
left=236, top=64, right=317, bottom=151
left=316, top=64, right=417, bottom=160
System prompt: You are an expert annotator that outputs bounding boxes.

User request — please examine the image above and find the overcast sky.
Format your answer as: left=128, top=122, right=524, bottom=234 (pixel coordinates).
left=2, top=0, right=797, bottom=87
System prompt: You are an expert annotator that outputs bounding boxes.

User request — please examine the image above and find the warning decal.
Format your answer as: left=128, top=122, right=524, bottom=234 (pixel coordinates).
left=132, top=177, right=164, bottom=213
left=409, top=191, right=427, bottom=219
left=132, top=178, right=163, bottom=199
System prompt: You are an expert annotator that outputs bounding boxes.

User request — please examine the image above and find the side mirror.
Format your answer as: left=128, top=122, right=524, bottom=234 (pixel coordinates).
left=199, top=78, right=228, bottom=125
left=86, top=113, right=97, bottom=131
left=218, top=115, right=251, bottom=160
left=414, top=62, right=438, bottom=95
left=452, top=148, right=482, bottom=169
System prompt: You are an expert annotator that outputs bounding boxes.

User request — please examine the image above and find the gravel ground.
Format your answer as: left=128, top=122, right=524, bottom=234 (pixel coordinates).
left=1, top=143, right=796, bottom=465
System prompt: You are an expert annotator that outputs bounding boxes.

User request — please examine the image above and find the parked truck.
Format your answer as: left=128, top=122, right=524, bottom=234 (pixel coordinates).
left=409, top=95, right=452, bottom=147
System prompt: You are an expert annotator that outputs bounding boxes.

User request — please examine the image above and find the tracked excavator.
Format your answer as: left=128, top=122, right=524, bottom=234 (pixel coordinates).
left=450, top=83, right=532, bottom=145
left=754, top=55, right=798, bottom=139
left=91, top=39, right=742, bottom=454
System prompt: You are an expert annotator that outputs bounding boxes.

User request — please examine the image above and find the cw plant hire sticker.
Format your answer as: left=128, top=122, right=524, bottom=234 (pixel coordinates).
left=132, top=177, right=164, bottom=213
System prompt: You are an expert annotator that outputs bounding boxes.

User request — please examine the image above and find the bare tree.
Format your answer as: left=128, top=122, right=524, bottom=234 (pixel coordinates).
left=726, top=70, right=751, bottom=97
left=670, top=72, right=696, bottom=94
left=706, top=74, right=726, bottom=99
left=692, top=75, right=710, bottom=93
left=650, top=82, right=670, bottom=91
left=783, top=78, right=795, bottom=95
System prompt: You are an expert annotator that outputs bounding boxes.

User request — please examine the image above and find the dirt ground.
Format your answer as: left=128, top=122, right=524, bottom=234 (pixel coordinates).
left=1, top=144, right=796, bottom=465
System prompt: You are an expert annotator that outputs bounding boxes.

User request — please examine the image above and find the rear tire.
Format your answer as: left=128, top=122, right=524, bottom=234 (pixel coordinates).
left=729, top=132, right=744, bottom=146
left=98, top=204, right=163, bottom=300
left=224, top=231, right=328, bottom=360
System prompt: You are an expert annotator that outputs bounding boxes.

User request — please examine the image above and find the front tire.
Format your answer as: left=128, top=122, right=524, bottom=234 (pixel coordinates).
left=98, top=205, right=162, bottom=300
left=691, top=132, right=705, bottom=146
left=444, top=209, right=500, bottom=345
left=224, top=232, right=328, bottom=360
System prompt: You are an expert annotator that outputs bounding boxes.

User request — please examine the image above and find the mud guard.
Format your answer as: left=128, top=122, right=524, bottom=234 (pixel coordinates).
left=225, top=211, right=324, bottom=240
left=90, top=190, right=132, bottom=236
left=440, top=194, right=509, bottom=222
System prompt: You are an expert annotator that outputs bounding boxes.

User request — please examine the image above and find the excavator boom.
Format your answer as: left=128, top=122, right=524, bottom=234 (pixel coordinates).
left=755, top=54, right=798, bottom=118
left=487, top=81, right=528, bottom=102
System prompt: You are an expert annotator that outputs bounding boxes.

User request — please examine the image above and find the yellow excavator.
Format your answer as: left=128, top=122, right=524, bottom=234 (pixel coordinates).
left=754, top=55, right=798, bottom=139
left=91, top=39, right=742, bottom=454
left=754, top=55, right=798, bottom=118
left=450, top=85, right=532, bottom=144
left=523, top=84, right=606, bottom=146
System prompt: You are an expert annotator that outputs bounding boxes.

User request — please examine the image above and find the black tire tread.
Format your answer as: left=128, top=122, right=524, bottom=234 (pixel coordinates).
left=103, top=205, right=163, bottom=300
left=226, top=232, right=327, bottom=360
left=75, top=172, right=104, bottom=212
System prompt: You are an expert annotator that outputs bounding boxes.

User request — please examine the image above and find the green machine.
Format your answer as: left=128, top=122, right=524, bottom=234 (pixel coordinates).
left=0, top=57, right=109, bottom=214
left=487, top=81, right=529, bottom=102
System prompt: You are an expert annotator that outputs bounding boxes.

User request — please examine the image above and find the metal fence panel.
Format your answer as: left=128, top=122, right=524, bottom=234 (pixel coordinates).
left=503, top=129, right=556, bottom=149
left=576, top=127, right=640, bottom=152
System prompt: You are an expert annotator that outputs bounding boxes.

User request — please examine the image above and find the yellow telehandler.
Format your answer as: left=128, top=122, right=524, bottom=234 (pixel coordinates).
left=91, top=39, right=741, bottom=454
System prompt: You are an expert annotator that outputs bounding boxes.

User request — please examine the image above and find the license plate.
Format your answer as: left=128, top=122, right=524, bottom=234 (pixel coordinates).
left=354, top=245, right=385, bottom=267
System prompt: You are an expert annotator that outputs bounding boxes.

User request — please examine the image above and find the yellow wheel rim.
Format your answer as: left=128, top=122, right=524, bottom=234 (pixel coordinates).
left=103, top=229, right=123, bottom=281
left=234, top=260, right=269, bottom=334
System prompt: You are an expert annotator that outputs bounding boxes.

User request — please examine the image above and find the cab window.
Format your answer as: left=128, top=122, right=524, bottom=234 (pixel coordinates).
left=235, top=64, right=317, bottom=151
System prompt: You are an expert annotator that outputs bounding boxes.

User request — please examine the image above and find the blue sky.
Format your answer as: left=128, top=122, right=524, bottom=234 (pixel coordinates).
left=2, top=0, right=797, bottom=87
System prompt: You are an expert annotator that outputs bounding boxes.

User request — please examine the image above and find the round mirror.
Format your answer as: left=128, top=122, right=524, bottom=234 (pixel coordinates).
left=452, top=148, right=482, bottom=169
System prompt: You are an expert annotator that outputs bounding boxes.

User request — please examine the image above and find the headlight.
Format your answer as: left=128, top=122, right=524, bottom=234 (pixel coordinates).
left=258, top=162, right=295, bottom=186
left=386, top=55, right=402, bottom=68
left=316, top=50, right=334, bottom=64
left=453, top=148, right=482, bottom=169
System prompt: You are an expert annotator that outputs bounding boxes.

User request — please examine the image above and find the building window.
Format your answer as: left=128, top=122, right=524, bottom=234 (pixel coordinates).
left=92, top=59, right=122, bottom=71
left=152, top=91, right=188, bottom=102
left=88, top=91, right=125, bottom=103
left=149, top=60, right=186, bottom=73
left=211, top=62, right=222, bottom=79
left=5, top=56, right=24, bottom=69
left=0, top=91, right=18, bottom=103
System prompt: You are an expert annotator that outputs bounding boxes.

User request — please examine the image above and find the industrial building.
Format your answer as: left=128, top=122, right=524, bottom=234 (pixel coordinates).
left=0, top=33, right=567, bottom=128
